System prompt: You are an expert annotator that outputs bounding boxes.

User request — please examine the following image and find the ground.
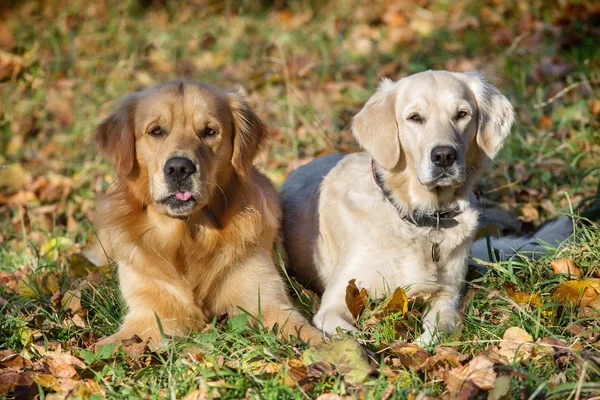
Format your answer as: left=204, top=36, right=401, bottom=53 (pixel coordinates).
left=1, top=0, right=599, bottom=399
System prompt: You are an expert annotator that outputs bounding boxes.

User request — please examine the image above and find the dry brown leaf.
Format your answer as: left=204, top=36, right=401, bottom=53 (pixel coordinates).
left=0, top=350, right=28, bottom=369
left=0, top=50, right=23, bottom=81
left=444, top=354, right=497, bottom=396
left=44, top=357, right=78, bottom=379
left=551, top=259, right=583, bottom=278
left=497, top=327, right=534, bottom=363
left=420, top=346, right=468, bottom=379
left=345, top=279, right=368, bottom=320
left=316, top=394, right=351, bottom=400
left=520, top=203, right=539, bottom=222
left=121, top=335, right=151, bottom=357
left=388, top=342, right=429, bottom=369
left=503, top=282, right=543, bottom=308
left=589, top=99, right=600, bottom=115
left=551, top=279, right=599, bottom=307
left=0, top=370, right=20, bottom=396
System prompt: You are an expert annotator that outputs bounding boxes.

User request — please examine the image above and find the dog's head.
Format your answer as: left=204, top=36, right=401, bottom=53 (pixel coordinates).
left=96, top=81, right=268, bottom=217
left=352, top=70, right=514, bottom=190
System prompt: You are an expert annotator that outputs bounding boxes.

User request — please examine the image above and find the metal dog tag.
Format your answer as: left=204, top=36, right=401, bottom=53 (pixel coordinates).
left=431, top=242, right=440, bottom=263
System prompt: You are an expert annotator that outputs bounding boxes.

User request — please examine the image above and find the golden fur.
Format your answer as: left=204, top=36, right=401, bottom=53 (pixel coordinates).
left=91, top=81, right=322, bottom=348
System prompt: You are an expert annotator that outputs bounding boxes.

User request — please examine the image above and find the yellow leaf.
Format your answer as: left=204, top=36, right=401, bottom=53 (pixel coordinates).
left=552, top=280, right=599, bottom=307
left=32, top=374, right=60, bottom=390
left=381, top=287, right=408, bottom=315
left=0, top=163, right=31, bottom=194
left=40, top=237, right=74, bottom=257
left=17, top=271, right=61, bottom=297
left=503, top=283, right=543, bottom=308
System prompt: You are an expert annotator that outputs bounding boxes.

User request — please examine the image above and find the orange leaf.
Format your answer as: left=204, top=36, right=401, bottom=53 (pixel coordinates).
left=503, top=283, right=543, bottom=308
left=551, top=259, right=583, bottom=278
left=345, top=279, right=368, bottom=320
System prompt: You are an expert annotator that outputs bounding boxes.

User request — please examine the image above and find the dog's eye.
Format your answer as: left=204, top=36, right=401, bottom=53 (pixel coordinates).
left=408, top=113, right=423, bottom=123
left=149, top=126, right=164, bottom=137
left=202, top=128, right=218, bottom=138
left=456, top=110, right=468, bottom=120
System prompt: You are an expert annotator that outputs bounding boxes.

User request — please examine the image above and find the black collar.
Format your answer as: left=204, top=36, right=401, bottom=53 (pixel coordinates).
left=371, top=159, right=461, bottom=229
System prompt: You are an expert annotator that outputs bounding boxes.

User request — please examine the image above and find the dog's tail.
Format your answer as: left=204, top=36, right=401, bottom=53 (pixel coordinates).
left=470, top=216, right=574, bottom=265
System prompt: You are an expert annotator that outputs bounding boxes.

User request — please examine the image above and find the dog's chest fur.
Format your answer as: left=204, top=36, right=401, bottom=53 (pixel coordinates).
left=316, top=153, right=479, bottom=298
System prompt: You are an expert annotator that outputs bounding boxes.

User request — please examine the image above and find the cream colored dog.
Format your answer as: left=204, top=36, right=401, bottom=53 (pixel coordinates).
left=282, top=70, right=514, bottom=345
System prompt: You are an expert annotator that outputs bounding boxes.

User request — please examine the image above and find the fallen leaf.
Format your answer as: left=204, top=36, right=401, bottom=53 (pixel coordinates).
left=420, top=346, right=468, bottom=379
left=488, top=375, right=512, bottom=400
left=345, top=279, right=368, bottom=320
left=589, top=99, right=600, bottom=115
left=0, top=50, right=23, bottom=81
left=17, top=271, right=61, bottom=298
left=0, top=370, right=20, bottom=396
left=44, top=357, right=78, bottom=379
left=551, top=259, right=583, bottom=278
left=121, top=335, right=151, bottom=357
left=40, top=237, right=75, bottom=258
left=497, top=327, right=534, bottom=362
left=379, top=287, right=408, bottom=316
left=388, top=342, right=429, bottom=369
left=503, top=283, right=543, bottom=308
left=444, top=354, right=497, bottom=397
left=520, top=203, right=539, bottom=222
left=32, top=374, right=61, bottom=391
left=538, top=115, right=553, bottom=130
left=0, top=164, right=31, bottom=194
left=552, top=279, right=599, bottom=307
left=306, top=360, right=335, bottom=379
left=302, top=338, right=373, bottom=384
left=316, top=394, right=351, bottom=400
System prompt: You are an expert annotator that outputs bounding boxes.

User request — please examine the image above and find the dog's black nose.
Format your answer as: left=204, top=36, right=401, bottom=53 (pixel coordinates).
left=164, top=157, right=196, bottom=181
left=431, top=146, right=457, bottom=168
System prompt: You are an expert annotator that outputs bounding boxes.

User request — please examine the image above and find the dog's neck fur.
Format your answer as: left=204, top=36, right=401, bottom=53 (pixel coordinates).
left=374, top=156, right=474, bottom=217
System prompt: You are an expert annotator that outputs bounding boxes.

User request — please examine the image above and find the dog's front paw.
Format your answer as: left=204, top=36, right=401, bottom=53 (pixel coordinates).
left=313, top=311, right=357, bottom=335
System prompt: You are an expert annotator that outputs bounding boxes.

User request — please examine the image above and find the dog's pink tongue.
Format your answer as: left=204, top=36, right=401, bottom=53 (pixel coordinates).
left=176, top=192, right=192, bottom=201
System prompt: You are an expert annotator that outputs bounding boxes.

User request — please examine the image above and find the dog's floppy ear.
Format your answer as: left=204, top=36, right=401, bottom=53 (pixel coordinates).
left=96, top=95, right=138, bottom=178
left=465, top=72, right=515, bottom=160
left=352, top=78, right=400, bottom=170
left=227, top=88, right=269, bottom=178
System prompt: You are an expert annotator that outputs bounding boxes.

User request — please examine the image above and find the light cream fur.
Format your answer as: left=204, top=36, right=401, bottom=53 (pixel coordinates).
left=91, top=81, right=322, bottom=349
left=282, top=70, right=514, bottom=344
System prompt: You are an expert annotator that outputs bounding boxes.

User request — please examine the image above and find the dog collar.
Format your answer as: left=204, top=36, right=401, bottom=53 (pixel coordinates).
left=370, top=159, right=461, bottom=229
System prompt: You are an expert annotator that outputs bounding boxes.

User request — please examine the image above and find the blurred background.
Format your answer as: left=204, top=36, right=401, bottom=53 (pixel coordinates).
left=0, top=0, right=599, bottom=259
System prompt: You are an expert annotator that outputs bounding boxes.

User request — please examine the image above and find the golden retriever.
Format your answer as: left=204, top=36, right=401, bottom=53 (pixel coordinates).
left=281, top=71, right=514, bottom=345
left=91, top=81, right=322, bottom=348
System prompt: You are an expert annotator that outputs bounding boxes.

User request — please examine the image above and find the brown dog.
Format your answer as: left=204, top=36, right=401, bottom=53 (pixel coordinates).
left=91, top=81, right=322, bottom=348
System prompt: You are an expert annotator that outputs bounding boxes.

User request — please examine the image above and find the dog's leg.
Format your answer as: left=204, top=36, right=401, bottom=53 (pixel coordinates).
left=220, top=253, right=324, bottom=344
left=97, top=261, right=206, bottom=349
left=415, top=289, right=461, bottom=346
left=312, top=267, right=358, bottom=335
left=261, top=305, right=325, bottom=344
left=415, top=255, right=468, bottom=346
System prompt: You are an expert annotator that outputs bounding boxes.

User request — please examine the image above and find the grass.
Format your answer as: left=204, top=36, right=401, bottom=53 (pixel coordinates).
left=1, top=0, right=599, bottom=398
